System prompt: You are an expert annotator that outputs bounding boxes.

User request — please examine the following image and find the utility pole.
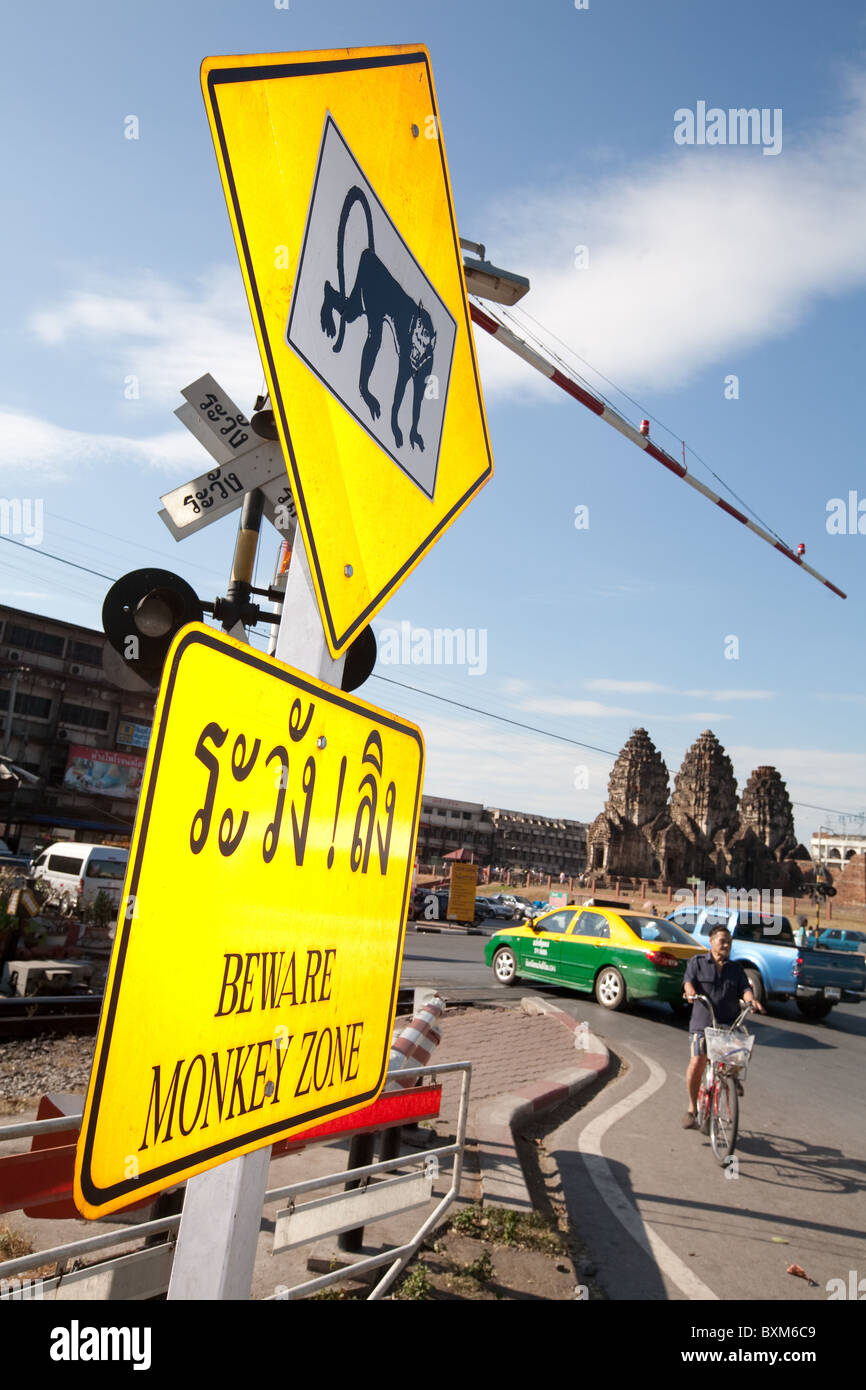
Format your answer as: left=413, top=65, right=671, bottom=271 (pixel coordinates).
left=167, top=479, right=345, bottom=1300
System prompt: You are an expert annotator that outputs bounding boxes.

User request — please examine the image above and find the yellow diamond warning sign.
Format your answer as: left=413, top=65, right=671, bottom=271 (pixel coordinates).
left=201, top=45, right=494, bottom=656
left=75, top=625, right=424, bottom=1218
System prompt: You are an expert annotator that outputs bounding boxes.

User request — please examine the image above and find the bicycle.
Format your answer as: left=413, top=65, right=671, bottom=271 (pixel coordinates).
left=692, top=994, right=756, bottom=1165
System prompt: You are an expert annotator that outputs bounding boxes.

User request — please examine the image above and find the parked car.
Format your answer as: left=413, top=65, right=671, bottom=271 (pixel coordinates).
left=485, top=905, right=704, bottom=1011
left=490, top=894, right=533, bottom=918
left=669, top=905, right=866, bottom=1019
left=475, top=896, right=513, bottom=920
left=31, top=842, right=129, bottom=908
left=817, top=928, right=866, bottom=954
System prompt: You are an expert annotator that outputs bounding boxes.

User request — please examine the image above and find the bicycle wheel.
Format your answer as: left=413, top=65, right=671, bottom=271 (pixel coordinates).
left=710, top=1070, right=739, bottom=1163
left=696, top=1065, right=712, bottom=1135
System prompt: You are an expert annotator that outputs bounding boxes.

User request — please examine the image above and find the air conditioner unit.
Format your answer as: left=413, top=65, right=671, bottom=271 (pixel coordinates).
left=7, top=650, right=21, bottom=664
left=56, top=729, right=69, bottom=742
left=69, top=663, right=83, bottom=676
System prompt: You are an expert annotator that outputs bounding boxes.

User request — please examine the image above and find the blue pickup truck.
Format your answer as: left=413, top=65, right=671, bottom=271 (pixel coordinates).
left=668, top=905, right=866, bottom=1020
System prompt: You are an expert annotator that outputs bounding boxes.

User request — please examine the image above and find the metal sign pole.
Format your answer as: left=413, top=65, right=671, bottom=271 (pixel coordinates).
left=167, top=506, right=345, bottom=1300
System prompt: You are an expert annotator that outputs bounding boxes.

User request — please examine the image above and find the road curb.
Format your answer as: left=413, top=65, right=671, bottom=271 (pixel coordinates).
left=409, top=921, right=486, bottom=936
left=474, top=997, right=610, bottom=1211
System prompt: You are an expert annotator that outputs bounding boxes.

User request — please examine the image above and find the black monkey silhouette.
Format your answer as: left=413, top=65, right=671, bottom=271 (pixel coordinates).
left=320, top=186, right=436, bottom=452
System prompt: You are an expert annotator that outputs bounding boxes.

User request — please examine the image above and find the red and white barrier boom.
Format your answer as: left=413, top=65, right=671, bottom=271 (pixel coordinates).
left=469, top=300, right=846, bottom=600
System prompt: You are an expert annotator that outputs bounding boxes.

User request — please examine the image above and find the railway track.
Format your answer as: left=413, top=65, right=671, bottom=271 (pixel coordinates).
left=0, top=994, right=102, bottom=1039
left=0, top=982, right=427, bottom=1041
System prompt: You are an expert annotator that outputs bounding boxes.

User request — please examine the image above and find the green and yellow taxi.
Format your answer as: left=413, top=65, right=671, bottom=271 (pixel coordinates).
left=484, top=903, right=705, bottom=1011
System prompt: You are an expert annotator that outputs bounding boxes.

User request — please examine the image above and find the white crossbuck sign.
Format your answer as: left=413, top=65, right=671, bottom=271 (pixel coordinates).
left=160, top=374, right=296, bottom=539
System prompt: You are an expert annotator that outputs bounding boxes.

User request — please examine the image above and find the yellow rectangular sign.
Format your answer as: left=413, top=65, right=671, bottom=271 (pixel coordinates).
left=201, top=45, right=494, bottom=656
left=448, top=862, right=478, bottom=923
left=75, top=625, right=423, bottom=1218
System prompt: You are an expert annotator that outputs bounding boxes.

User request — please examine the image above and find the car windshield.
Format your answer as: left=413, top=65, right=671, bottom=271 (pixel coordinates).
left=622, top=915, right=698, bottom=945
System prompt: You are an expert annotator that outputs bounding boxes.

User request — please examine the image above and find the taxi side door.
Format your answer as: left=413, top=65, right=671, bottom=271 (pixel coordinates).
left=519, top=910, right=577, bottom=984
left=559, top=911, right=613, bottom=990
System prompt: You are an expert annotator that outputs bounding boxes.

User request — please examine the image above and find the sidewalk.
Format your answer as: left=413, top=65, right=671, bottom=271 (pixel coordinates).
left=250, top=995, right=610, bottom=1296
left=430, top=996, right=610, bottom=1209
left=250, top=995, right=614, bottom=1295
left=1, top=996, right=611, bottom=1300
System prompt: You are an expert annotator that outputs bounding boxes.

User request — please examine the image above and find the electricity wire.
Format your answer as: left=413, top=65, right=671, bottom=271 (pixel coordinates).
left=485, top=297, right=789, bottom=547
left=0, top=533, right=856, bottom=824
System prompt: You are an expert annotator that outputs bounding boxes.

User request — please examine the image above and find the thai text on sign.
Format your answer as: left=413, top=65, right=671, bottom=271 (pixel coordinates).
left=75, top=625, right=424, bottom=1217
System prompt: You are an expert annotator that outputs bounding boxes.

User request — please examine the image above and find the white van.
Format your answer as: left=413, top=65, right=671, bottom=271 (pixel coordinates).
left=31, top=842, right=129, bottom=908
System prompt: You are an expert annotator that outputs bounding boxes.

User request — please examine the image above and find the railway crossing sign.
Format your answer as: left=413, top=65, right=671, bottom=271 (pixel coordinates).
left=74, top=624, right=424, bottom=1218
left=160, top=374, right=296, bottom=541
left=201, top=44, right=494, bottom=656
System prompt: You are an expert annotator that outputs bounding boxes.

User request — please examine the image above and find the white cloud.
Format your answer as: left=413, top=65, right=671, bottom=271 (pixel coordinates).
left=0, top=407, right=204, bottom=479
left=585, top=677, right=773, bottom=701
left=517, top=696, right=638, bottom=719
left=654, top=711, right=733, bottom=723
left=500, top=678, right=531, bottom=697
left=683, top=689, right=773, bottom=702
left=415, top=709, right=609, bottom=821
left=729, top=746, right=866, bottom=799
left=473, top=70, right=866, bottom=397
left=22, top=72, right=866, bottom=432
left=585, top=679, right=668, bottom=694
left=814, top=691, right=866, bottom=705
left=370, top=684, right=863, bottom=840
left=28, top=267, right=260, bottom=410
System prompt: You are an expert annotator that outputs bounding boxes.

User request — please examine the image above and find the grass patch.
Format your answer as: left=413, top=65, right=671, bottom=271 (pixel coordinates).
left=394, top=1262, right=433, bottom=1300
left=462, top=1248, right=494, bottom=1283
left=450, top=1203, right=564, bottom=1254
left=0, top=1225, right=33, bottom=1260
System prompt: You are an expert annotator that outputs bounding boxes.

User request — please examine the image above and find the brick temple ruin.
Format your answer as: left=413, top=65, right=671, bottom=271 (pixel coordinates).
left=587, top=728, right=811, bottom=890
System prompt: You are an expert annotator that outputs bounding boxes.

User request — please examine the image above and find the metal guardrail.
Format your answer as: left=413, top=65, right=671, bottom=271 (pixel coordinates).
left=0, top=1059, right=470, bottom=1301
left=0, top=1111, right=84, bottom=1141
left=0, top=1215, right=181, bottom=1287
left=265, top=1060, right=471, bottom=1301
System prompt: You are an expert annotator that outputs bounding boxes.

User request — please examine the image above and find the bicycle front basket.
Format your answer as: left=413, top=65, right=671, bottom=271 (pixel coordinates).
left=705, top=1027, right=755, bottom=1074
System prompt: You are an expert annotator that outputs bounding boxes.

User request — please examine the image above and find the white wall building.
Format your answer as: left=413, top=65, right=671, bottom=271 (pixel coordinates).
left=811, top=830, right=866, bottom=864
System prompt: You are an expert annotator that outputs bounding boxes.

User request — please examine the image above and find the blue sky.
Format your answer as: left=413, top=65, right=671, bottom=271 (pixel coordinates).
left=2, top=0, right=865, bottom=848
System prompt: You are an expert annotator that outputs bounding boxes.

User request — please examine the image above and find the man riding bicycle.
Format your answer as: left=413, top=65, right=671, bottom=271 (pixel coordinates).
left=682, top=923, right=764, bottom=1128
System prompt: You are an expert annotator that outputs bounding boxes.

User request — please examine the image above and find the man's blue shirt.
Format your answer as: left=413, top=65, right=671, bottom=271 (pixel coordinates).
left=685, top=953, right=749, bottom=1032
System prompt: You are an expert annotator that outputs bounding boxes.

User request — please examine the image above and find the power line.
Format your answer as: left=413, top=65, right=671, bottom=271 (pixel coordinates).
left=46, top=511, right=228, bottom=585
left=494, top=299, right=788, bottom=546
left=0, top=535, right=116, bottom=582
left=0, top=536, right=856, bottom=824
left=794, top=801, right=866, bottom=821
left=470, top=298, right=845, bottom=598
left=371, top=673, right=618, bottom=756
left=371, top=675, right=857, bottom=823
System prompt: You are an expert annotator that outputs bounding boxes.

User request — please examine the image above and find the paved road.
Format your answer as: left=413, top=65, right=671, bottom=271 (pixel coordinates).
left=402, top=927, right=866, bottom=1302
